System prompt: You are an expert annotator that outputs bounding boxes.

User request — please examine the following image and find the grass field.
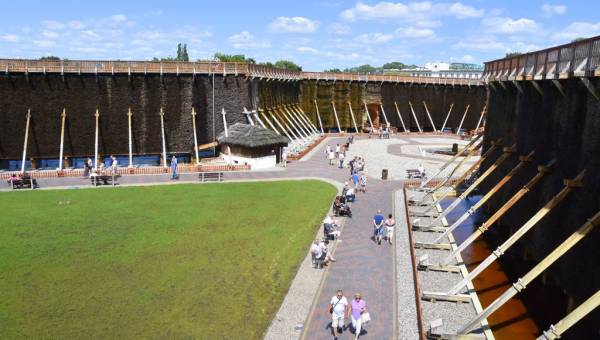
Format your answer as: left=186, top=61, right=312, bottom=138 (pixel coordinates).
left=0, top=180, right=336, bottom=339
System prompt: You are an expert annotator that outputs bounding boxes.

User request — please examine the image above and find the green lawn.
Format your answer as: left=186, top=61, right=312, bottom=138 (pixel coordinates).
left=0, top=180, right=336, bottom=339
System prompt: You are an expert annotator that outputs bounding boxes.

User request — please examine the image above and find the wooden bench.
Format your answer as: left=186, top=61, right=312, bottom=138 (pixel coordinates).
left=90, top=174, right=118, bottom=186
left=406, top=169, right=426, bottom=180
left=199, top=172, right=223, bottom=183
left=8, top=178, right=37, bottom=190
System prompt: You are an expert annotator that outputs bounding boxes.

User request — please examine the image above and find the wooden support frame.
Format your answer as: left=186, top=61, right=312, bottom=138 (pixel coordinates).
left=331, top=101, right=343, bottom=133
left=363, top=101, right=374, bottom=130
left=422, top=291, right=472, bottom=303
left=393, top=101, right=407, bottom=132
left=271, top=108, right=299, bottom=141
left=280, top=106, right=309, bottom=139
left=422, top=101, right=437, bottom=132
left=285, top=105, right=312, bottom=137
left=440, top=103, right=454, bottom=132
left=475, top=105, right=487, bottom=130
left=58, top=108, right=67, bottom=170
left=191, top=107, right=200, bottom=165
left=430, top=150, right=533, bottom=244
left=456, top=104, right=470, bottom=135
left=379, top=103, right=390, bottom=127
left=408, top=101, right=422, bottom=132
left=441, top=160, right=555, bottom=266
left=243, top=107, right=255, bottom=126
left=459, top=209, right=600, bottom=334
left=552, top=79, right=566, bottom=97
left=296, top=104, right=321, bottom=134
left=21, top=108, right=31, bottom=173
left=347, top=102, right=360, bottom=133
left=253, top=111, right=267, bottom=129
left=159, top=107, right=168, bottom=168
left=580, top=77, right=600, bottom=101
left=258, top=108, right=280, bottom=135
left=127, top=108, right=134, bottom=168
left=448, top=170, right=585, bottom=295
left=290, top=105, right=318, bottom=135
left=221, top=108, right=232, bottom=162
left=537, top=290, right=600, bottom=340
left=93, top=108, right=99, bottom=169
left=313, top=100, right=325, bottom=134
left=423, top=145, right=515, bottom=227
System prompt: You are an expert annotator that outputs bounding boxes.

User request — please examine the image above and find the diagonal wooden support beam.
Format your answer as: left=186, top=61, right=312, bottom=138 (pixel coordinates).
left=347, top=102, right=360, bottom=133
left=441, top=160, right=555, bottom=265
left=393, top=101, right=408, bottom=132
left=531, top=80, right=544, bottom=96
left=363, top=101, right=375, bottom=131
left=423, top=144, right=515, bottom=227
left=294, top=104, right=320, bottom=134
left=313, top=100, right=325, bottom=134
left=456, top=105, right=470, bottom=135
left=331, top=101, right=343, bottom=133
left=430, top=150, right=534, bottom=244
left=422, top=101, right=437, bottom=132
left=537, top=290, right=600, bottom=340
left=552, top=79, right=566, bottom=97
left=580, top=77, right=600, bottom=101
left=440, top=103, right=454, bottom=132
left=448, top=170, right=586, bottom=296
left=258, top=108, right=280, bottom=135
left=459, top=209, right=600, bottom=334
left=408, top=101, right=423, bottom=132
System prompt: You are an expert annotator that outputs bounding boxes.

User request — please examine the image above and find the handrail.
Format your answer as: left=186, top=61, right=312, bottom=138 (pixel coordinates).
left=0, top=58, right=485, bottom=85
left=483, top=34, right=600, bottom=80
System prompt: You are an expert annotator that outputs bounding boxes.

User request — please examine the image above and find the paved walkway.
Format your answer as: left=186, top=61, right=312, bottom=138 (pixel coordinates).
left=17, top=135, right=465, bottom=340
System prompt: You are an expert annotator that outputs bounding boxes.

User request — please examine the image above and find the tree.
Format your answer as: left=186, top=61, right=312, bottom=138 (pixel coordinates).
left=571, top=37, right=586, bottom=43
left=181, top=44, right=189, bottom=62
left=273, top=60, right=302, bottom=71
left=344, top=64, right=377, bottom=73
left=258, top=61, right=274, bottom=68
left=213, top=53, right=255, bottom=63
left=505, top=52, right=522, bottom=58
left=382, top=61, right=406, bottom=70
left=324, top=68, right=342, bottom=73
left=40, top=56, right=61, bottom=60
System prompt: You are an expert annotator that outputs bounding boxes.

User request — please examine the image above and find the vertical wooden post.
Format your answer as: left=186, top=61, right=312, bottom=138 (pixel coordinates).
left=314, top=100, right=324, bottom=134
left=331, top=101, right=342, bottom=133
left=363, top=101, right=374, bottom=130
left=393, top=101, right=407, bottom=132
left=94, top=109, right=99, bottom=169
left=408, top=101, right=422, bottom=132
left=422, top=101, right=437, bottom=132
left=457, top=104, right=470, bottom=135
left=159, top=107, right=167, bottom=168
left=379, top=103, right=389, bottom=127
left=21, top=108, right=31, bottom=173
left=58, top=108, right=66, bottom=170
left=441, top=103, right=454, bottom=132
left=347, top=102, right=359, bottom=133
left=476, top=105, right=487, bottom=130
left=127, top=108, right=133, bottom=168
left=191, top=107, right=200, bottom=165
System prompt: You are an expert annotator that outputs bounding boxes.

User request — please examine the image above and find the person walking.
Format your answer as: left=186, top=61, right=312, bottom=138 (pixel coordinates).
left=328, top=149, right=336, bottom=166
left=281, top=149, right=287, bottom=168
left=110, top=155, right=118, bottom=175
left=348, top=293, right=367, bottom=339
left=360, top=173, right=367, bottom=193
left=335, top=144, right=340, bottom=157
left=325, top=145, right=331, bottom=160
left=338, top=151, right=345, bottom=169
left=373, top=209, right=385, bottom=245
left=385, top=213, right=396, bottom=245
left=351, top=172, right=360, bottom=189
left=329, top=290, right=349, bottom=340
left=170, top=155, right=178, bottom=180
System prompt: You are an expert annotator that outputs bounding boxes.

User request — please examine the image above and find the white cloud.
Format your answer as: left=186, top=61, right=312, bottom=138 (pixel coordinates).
left=327, top=23, right=352, bottom=35
left=554, top=22, right=600, bottom=41
left=395, top=26, right=435, bottom=39
left=355, top=32, right=394, bottom=44
left=81, top=30, right=100, bottom=38
left=33, top=39, right=56, bottom=48
left=42, top=20, right=65, bottom=30
left=228, top=31, right=270, bottom=49
left=42, top=30, right=60, bottom=39
left=483, top=17, right=539, bottom=34
left=449, top=3, right=484, bottom=19
left=268, top=16, right=319, bottom=33
left=111, top=14, right=127, bottom=22
left=542, top=4, right=567, bottom=18
left=68, top=21, right=85, bottom=29
left=0, top=33, right=20, bottom=42
left=340, top=1, right=483, bottom=21
left=296, top=46, right=319, bottom=54
left=454, top=37, right=506, bottom=51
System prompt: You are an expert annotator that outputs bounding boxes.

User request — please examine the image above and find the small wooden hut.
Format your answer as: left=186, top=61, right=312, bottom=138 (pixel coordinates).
left=217, top=123, right=289, bottom=169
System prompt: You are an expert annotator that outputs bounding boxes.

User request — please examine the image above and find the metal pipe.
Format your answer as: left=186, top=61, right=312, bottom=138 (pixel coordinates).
left=459, top=208, right=599, bottom=334
left=58, top=108, right=66, bottom=170
left=440, top=103, right=454, bottom=132
left=442, top=160, right=554, bottom=265
left=408, top=101, right=422, bottom=132
left=393, top=101, right=407, bottom=132
left=449, top=170, right=585, bottom=295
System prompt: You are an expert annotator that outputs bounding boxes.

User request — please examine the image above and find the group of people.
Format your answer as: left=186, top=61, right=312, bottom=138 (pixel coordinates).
left=372, top=209, right=396, bottom=245
left=83, top=156, right=119, bottom=178
left=310, top=238, right=337, bottom=269
left=328, top=290, right=369, bottom=340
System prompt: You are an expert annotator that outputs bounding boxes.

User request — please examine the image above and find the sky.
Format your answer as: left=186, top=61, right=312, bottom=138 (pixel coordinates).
left=0, top=1, right=598, bottom=71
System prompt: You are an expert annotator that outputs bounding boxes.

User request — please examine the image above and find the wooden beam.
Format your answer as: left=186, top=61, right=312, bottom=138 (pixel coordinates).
left=422, top=101, right=437, bottom=132
left=440, top=103, right=454, bottom=132
left=393, top=101, right=407, bottom=132
left=537, top=290, right=600, bottom=340
left=408, top=101, right=422, bottom=132
left=313, top=100, right=325, bottom=133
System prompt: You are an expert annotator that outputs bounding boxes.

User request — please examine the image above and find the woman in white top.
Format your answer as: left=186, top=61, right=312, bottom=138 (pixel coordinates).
left=385, top=214, right=396, bottom=245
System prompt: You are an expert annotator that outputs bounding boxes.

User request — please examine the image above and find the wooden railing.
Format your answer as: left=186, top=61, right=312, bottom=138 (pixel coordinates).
left=0, top=58, right=484, bottom=85
left=483, top=35, right=600, bottom=81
